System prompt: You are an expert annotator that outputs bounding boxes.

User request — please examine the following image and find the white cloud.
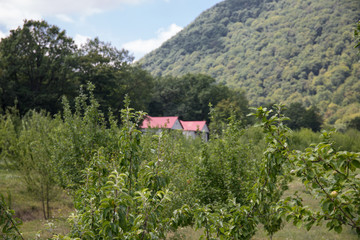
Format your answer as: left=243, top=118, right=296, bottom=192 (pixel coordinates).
left=74, top=34, right=91, bottom=47
left=55, top=14, right=74, bottom=23
left=0, top=0, right=148, bottom=30
left=122, top=23, right=183, bottom=60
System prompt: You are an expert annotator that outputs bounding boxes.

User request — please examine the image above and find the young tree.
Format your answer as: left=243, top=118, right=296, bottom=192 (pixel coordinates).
left=15, top=111, right=60, bottom=219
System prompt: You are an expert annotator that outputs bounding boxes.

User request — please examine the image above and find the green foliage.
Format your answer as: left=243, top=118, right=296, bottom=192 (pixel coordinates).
left=13, top=110, right=60, bottom=219
left=289, top=128, right=360, bottom=152
left=250, top=105, right=293, bottom=237
left=0, top=20, right=154, bottom=117
left=209, top=89, right=251, bottom=135
left=59, top=98, right=177, bottom=239
left=76, top=38, right=153, bottom=115
left=52, top=83, right=111, bottom=188
left=283, top=103, right=323, bottom=132
left=1, top=79, right=360, bottom=239
left=347, top=116, right=360, bottom=131
left=0, top=20, right=77, bottom=115
left=284, top=131, right=360, bottom=234
left=0, top=194, right=23, bottom=240
left=194, top=117, right=260, bottom=205
left=0, top=109, right=19, bottom=168
left=355, top=20, right=360, bottom=50
left=140, top=0, right=360, bottom=125
left=148, top=73, right=232, bottom=121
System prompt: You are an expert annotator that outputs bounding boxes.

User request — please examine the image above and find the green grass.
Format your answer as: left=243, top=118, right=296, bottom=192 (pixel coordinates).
left=0, top=169, right=73, bottom=239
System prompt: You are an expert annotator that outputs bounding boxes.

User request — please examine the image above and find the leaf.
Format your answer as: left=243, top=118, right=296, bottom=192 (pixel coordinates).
left=334, top=225, right=342, bottom=233
left=351, top=160, right=360, bottom=169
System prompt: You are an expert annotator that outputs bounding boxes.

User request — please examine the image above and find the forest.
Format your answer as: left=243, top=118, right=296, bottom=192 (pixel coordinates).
left=140, top=0, right=360, bottom=128
left=0, top=2, right=360, bottom=239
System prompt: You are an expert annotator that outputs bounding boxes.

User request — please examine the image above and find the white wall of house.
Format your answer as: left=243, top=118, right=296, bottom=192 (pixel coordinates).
left=183, top=131, right=196, bottom=139
left=201, top=124, right=209, bottom=133
left=171, top=119, right=183, bottom=130
left=183, top=130, right=209, bottom=142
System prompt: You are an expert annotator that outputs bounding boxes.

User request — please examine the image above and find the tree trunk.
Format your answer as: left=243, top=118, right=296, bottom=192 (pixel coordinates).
left=46, top=182, right=50, bottom=219
left=41, top=184, right=47, bottom=219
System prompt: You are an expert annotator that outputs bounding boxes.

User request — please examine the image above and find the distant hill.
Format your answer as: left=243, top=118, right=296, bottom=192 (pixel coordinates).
left=139, top=0, right=360, bottom=127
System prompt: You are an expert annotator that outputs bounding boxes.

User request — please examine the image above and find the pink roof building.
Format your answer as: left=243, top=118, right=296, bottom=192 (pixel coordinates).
left=140, top=116, right=209, bottom=141
left=140, top=116, right=183, bottom=130
left=180, top=121, right=208, bottom=132
left=180, top=120, right=209, bottom=142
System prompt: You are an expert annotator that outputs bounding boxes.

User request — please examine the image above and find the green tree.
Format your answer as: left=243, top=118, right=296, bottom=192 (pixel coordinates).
left=15, top=110, right=60, bottom=219
left=347, top=116, right=360, bottom=131
left=209, top=88, right=250, bottom=135
left=52, top=83, right=110, bottom=188
left=0, top=20, right=77, bottom=115
left=284, top=102, right=322, bottom=131
left=149, top=73, right=231, bottom=121
left=355, top=20, right=360, bottom=51
left=76, top=38, right=154, bottom=115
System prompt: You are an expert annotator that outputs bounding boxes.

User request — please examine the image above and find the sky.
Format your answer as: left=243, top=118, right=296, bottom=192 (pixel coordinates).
left=0, top=0, right=223, bottom=60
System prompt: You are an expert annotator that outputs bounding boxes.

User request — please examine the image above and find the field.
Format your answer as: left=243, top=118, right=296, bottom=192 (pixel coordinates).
left=0, top=168, right=73, bottom=239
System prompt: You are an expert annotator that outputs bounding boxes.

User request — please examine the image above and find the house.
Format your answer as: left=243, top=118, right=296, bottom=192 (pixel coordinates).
left=140, top=115, right=209, bottom=142
left=180, top=120, right=209, bottom=142
left=140, top=116, right=183, bottom=133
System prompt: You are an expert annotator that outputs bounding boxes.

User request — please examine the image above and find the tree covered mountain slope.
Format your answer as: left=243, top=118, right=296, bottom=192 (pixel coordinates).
left=139, top=0, right=360, bottom=127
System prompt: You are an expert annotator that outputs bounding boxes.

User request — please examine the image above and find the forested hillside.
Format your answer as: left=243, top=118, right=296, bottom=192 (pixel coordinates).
left=139, top=0, right=360, bottom=127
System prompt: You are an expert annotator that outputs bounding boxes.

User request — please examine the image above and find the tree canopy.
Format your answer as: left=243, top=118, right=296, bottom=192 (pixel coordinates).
left=0, top=20, right=157, bottom=117
left=148, top=73, right=249, bottom=122
left=0, top=20, right=77, bottom=115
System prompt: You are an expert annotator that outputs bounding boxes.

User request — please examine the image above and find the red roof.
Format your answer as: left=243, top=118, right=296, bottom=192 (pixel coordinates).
left=180, top=120, right=207, bottom=131
left=140, top=116, right=179, bottom=129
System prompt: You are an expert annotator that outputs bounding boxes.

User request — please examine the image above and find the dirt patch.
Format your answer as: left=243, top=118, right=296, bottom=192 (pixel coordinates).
left=14, top=206, right=43, bottom=221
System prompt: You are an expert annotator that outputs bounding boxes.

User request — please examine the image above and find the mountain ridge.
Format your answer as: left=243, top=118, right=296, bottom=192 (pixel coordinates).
left=139, top=0, right=360, bottom=127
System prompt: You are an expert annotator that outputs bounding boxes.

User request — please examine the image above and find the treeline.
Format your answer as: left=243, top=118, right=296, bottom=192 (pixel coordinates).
left=0, top=20, right=250, bottom=124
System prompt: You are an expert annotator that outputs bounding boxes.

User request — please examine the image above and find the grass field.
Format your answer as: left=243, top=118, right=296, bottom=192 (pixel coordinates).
left=0, top=168, right=73, bottom=239
left=1, top=168, right=358, bottom=239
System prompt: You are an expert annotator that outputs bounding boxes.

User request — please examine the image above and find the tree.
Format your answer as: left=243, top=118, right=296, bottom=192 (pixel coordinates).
left=76, top=38, right=154, bottom=115
left=284, top=102, right=322, bottom=131
left=347, top=116, right=360, bottom=131
left=149, top=73, right=231, bottom=121
left=0, top=20, right=77, bottom=115
left=209, top=88, right=250, bottom=135
left=355, top=20, right=360, bottom=51
left=15, top=111, right=60, bottom=219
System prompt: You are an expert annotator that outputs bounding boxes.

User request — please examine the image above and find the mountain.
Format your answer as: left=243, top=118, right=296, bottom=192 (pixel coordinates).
left=139, top=0, right=360, bottom=127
